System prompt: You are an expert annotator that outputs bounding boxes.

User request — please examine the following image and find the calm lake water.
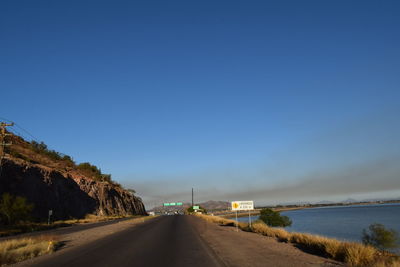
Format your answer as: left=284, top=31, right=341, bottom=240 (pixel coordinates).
left=234, top=203, right=400, bottom=247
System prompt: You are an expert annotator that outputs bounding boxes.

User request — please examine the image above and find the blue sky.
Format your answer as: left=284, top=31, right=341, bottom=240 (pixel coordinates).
left=1, top=1, right=400, bottom=207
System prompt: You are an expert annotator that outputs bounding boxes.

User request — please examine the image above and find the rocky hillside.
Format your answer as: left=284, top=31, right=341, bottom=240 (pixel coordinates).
left=0, top=133, right=146, bottom=221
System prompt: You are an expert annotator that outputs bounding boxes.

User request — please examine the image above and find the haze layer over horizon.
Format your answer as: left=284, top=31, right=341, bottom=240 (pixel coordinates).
left=1, top=1, right=399, bottom=207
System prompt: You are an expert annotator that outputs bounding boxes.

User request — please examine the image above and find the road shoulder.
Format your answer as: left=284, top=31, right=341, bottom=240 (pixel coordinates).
left=190, top=216, right=343, bottom=267
left=13, top=216, right=156, bottom=266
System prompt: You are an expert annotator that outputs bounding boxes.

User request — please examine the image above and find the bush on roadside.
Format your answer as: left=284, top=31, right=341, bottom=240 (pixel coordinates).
left=186, top=206, right=207, bottom=214
left=259, top=208, right=292, bottom=227
left=362, top=223, right=399, bottom=251
left=0, top=193, right=34, bottom=225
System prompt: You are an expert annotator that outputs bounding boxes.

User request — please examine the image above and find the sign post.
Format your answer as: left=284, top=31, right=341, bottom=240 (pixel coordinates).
left=248, top=209, right=252, bottom=228
left=231, top=201, right=254, bottom=231
left=48, top=210, right=53, bottom=225
left=235, top=210, right=238, bottom=232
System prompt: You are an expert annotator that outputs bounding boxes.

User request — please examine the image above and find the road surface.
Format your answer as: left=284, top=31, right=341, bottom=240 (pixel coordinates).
left=18, top=215, right=340, bottom=267
left=24, top=215, right=224, bottom=267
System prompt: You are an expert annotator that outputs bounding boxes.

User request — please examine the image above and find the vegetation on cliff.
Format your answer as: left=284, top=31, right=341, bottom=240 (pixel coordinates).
left=5, top=133, right=119, bottom=186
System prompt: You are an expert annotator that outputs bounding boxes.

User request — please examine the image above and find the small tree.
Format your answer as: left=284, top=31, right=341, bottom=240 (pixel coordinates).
left=0, top=193, right=34, bottom=225
left=127, top=189, right=136, bottom=195
left=259, top=208, right=292, bottom=227
left=362, top=223, right=399, bottom=250
left=187, top=206, right=195, bottom=213
left=186, top=206, right=206, bottom=214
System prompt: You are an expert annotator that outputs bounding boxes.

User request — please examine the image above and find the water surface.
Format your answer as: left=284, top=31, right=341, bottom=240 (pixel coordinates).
left=235, top=203, right=400, bottom=246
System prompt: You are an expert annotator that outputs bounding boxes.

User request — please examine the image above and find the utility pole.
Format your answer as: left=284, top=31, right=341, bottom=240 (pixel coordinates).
left=0, top=122, right=14, bottom=162
left=0, top=122, right=14, bottom=177
left=191, top=188, right=194, bottom=207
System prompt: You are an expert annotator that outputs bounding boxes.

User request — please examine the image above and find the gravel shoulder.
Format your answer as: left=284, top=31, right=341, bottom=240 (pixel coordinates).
left=13, top=216, right=155, bottom=266
left=191, top=216, right=343, bottom=267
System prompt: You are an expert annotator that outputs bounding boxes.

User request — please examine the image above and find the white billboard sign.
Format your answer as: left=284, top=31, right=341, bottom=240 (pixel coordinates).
left=231, top=201, right=254, bottom=211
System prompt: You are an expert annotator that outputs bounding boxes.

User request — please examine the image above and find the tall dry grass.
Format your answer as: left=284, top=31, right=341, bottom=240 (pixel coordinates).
left=61, top=214, right=137, bottom=224
left=0, top=235, right=58, bottom=266
left=196, top=214, right=400, bottom=267
left=0, top=214, right=144, bottom=238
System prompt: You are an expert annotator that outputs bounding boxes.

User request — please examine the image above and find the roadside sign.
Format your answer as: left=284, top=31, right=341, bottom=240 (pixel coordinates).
left=163, top=202, right=183, bottom=206
left=231, top=201, right=254, bottom=211
left=193, top=206, right=200, bottom=210
left=48, top=210, right=53, bottom=225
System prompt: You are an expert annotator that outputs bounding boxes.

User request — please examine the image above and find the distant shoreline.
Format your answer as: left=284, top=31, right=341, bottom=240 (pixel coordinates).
left=216, top=200, right=400, bottom=218
left=218, top=207, right=306, bottom=218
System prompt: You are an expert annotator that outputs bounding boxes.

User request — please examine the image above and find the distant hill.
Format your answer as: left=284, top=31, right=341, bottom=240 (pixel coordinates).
left=315, top=200, right=335, bottom=205
left=198, top=200, right=230, bottom=210
left=341, top=198, right=358, bottom=203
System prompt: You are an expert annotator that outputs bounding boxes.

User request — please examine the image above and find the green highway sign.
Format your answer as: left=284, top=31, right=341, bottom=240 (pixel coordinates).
left=163, top=202, right=183, bottom=206
left=193, top=206, right=200, bottom=210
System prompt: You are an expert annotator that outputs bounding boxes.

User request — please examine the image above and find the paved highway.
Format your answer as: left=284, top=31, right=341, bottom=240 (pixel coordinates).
left=28, top=215, right=224, bottom=267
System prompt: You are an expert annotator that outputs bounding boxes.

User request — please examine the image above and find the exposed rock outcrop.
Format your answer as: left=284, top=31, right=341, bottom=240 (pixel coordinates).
left=0, top=159, right=146, bottom=221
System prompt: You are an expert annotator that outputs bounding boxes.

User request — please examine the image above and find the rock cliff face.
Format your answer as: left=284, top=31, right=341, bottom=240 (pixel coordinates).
left=0, top=159, right=146, bottom=221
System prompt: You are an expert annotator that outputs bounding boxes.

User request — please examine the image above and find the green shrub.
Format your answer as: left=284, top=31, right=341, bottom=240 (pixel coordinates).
left=77, top=162, right=102, bottom=176
left=0, top=193, right=34, bottom=225
left=362, top=223, right=399, bottom=251
left=30, top=141, right=74, bottom=162
left=8, top=150, right=30, bottom=162
left=259, top=208, right=292, bottom=227
left=61, top=155, right=75, bottom=165
left=186, top=206, right=206, bottom=214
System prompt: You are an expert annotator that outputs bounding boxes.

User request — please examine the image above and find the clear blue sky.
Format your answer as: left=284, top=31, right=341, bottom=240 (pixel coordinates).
left=1, top=1, right=400, bottom=207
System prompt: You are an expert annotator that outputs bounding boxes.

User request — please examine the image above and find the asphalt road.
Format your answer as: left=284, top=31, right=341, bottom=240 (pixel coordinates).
left=28, top=215, right=224, bottom=267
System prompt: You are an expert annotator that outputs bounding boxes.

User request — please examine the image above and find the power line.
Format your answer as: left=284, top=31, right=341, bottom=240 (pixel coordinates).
left=0, top=116, right=40, bottom=142
left=0, top=117, right=73, bottom=162
left=8, top=126, right=26, bottom=140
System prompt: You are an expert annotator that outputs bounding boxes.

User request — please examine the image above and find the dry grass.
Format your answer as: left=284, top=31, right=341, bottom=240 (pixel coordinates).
left=0, top=235, right=59, bottom=266
left=196, top=214, right=400, bottom=267
left=196, top=214, right=236, bottom=225
left=0, top=214, right=144, bottom=238
left=60, top=214, right=137, bottom=224
left=372, top=259, right=400, bottom=267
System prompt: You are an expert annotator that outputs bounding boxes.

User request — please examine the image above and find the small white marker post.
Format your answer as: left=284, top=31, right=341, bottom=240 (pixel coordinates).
left=235, top=210, right=238, bottom=232
left=248, top=209, right=252, bottom=228
left=48, top=210, right=53, bottom=225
